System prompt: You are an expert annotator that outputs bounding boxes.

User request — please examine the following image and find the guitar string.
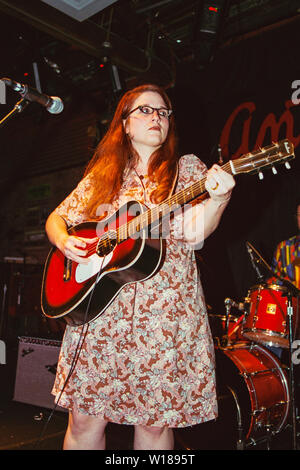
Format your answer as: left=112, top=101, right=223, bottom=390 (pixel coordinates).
left=84, top=160, right=233, bottom=256
left=83, top=143, right=287, bottom=256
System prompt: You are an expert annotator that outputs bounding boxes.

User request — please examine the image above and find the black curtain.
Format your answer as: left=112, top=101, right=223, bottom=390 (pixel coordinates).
left=173, top=17, right=300, bottom=312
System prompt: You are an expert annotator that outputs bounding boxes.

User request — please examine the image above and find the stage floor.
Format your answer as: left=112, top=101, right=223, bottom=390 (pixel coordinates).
left=0, top=339, right=297, bottom=451
left=0, top=399, right=295, bottom=451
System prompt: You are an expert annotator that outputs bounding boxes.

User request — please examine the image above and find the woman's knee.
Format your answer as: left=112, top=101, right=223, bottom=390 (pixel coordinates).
left=135, top=424, right=169, bottom=438
left=68, top=410, right=108, bottom=436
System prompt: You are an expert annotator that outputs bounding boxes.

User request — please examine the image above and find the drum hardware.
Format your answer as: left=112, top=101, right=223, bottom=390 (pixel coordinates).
left=222, top=298, right=239, bottom=347
left=245, top=435, right=273, bottom=449
left=252, top=407, right=266, bottom=416
left=226, top=385, right=245, bottom=450
left=209, top=313, right=245, bottom=348
left=219, top=298, right=246, bottom=347
left=274, top=400, right=289, bottom=408
left=285, top=287, right=299, bottom=451
left=240, top=367, right=281, bottom=377
left=218, top=341, right=249, bottom=351
left=251, top=401, right=289, bottom=417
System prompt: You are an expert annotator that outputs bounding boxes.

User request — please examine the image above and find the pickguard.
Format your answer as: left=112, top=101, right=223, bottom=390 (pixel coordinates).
left=75, top=252, right=113, bottom=283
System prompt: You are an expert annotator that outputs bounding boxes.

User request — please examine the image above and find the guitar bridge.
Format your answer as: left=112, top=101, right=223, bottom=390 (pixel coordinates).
left=96, top=230, right=117, bottom=257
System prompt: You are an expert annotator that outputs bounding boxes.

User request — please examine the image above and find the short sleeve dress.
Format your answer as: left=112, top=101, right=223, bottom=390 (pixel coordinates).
left=51, top=154, right=218, bottom=428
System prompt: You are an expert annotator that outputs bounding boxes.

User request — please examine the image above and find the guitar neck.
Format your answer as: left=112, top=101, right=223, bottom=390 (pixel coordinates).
left=97, top=139, right=293, bottom=246
left=117, top=160, right=233, bottom=241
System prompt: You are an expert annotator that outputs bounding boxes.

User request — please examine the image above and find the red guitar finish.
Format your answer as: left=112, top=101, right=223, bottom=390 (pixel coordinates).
left=41, top=201, right=163, bottom=326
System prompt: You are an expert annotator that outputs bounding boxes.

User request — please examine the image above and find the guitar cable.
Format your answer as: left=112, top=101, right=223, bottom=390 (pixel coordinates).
left=33, top=261, right=105, bottom=449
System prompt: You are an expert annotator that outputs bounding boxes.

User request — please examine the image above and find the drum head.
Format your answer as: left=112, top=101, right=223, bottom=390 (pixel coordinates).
left=216, top=343, right=289, bottom=441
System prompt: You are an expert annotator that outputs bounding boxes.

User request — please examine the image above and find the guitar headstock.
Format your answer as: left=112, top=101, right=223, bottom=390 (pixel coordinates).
left=230, top=139, right=295, bottom=178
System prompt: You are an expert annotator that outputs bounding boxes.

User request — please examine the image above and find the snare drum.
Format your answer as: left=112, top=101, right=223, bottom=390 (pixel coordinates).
left=216, top=342, right=290, bottom=443
left=242, top=283, right=299, bottom=348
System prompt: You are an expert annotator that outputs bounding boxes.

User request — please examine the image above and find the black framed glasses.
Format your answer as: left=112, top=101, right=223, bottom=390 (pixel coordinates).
left=125, top=105, right=173, bottom=119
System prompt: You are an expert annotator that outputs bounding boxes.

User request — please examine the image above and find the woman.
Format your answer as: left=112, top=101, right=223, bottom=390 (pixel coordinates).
left=45, top=84, right=235, bottom=450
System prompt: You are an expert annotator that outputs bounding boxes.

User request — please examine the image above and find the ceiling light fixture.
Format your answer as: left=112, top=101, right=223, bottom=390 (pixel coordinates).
left=42, top=0, right=118, bottom=22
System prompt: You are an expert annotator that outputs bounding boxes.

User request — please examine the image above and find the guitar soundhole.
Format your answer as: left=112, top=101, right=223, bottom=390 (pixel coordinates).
left=96, top=230, right=117, bottom=257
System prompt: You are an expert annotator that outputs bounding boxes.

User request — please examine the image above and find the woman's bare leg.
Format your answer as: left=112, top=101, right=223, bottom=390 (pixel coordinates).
left=133, top=425, right=174, bottom=450
left=63, top=410, right=108, bottom=450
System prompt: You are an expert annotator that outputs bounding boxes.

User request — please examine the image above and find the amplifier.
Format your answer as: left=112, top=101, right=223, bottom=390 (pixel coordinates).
left=13, top=336, right=66, bottom=412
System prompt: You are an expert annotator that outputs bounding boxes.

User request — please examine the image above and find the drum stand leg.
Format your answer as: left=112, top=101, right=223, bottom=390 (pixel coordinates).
left=264, top=413, right=273, bottom=450
left=226, top=386, right=245, bottom=450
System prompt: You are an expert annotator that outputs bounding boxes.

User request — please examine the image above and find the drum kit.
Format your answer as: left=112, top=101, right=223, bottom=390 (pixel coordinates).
left=210, top=242, right=300, bottom=450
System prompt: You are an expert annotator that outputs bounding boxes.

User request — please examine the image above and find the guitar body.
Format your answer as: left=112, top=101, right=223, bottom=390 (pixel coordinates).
left=41, top=201, right=163, bottom=326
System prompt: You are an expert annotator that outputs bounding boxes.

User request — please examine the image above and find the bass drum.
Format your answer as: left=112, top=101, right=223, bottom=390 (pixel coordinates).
left=216, top=343, right=290, bottom=444
left=175, top=342, right=290, bottom=450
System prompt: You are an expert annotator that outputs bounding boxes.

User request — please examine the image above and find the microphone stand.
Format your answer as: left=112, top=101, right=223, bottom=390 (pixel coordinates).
left=286, top=288, right=298, bottom=450
left=246, top=241, right=300, bottom=450
left=0, top=98, right=30, bottom=128
left=246, top=242, right=265, bottom=284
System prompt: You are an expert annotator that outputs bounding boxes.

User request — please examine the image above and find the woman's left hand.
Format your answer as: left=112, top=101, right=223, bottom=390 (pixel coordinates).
left=205, top=164, right=235, bottom=203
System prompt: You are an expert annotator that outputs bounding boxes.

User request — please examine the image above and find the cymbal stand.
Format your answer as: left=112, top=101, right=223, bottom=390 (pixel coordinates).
left=272, top=275, right=299, bottom=450
left=223, top=302, right=231, bottom=347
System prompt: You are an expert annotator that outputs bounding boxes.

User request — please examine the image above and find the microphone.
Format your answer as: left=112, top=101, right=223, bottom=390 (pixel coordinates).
left=224, top=298, right=244, bottom=311
left=1, top=77, right=64, bottom=114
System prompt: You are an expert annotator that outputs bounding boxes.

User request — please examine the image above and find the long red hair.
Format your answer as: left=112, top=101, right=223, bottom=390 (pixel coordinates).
left=84, top=84, right=178, bottom=219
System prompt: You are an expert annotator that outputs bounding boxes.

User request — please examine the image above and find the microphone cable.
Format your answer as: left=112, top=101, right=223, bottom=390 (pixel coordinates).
left=33, top=262, right=104, bottom=449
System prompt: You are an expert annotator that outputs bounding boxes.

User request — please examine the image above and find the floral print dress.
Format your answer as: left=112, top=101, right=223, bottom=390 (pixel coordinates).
left=51, top=154, right=218, bottom=428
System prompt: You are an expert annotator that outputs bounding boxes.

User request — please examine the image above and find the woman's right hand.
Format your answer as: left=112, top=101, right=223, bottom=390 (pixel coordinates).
left=45, top=212, right=98, bottom=265
left=57, top=234, right=98, bottom=264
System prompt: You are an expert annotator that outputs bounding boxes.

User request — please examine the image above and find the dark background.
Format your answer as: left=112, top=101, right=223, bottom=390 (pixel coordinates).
left=0, top=0, right=299, bottom=451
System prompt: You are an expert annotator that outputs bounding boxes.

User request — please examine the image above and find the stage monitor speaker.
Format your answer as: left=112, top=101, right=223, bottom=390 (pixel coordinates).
left=13, top=336, right=66, bottom=412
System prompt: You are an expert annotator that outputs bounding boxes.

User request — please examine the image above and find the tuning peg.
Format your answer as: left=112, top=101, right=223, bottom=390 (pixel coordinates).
left=272, top=166, right=277, bottom=175
left=258, top=171, right=264, bottom=180
left=285, top=162, right=291, bottom=169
